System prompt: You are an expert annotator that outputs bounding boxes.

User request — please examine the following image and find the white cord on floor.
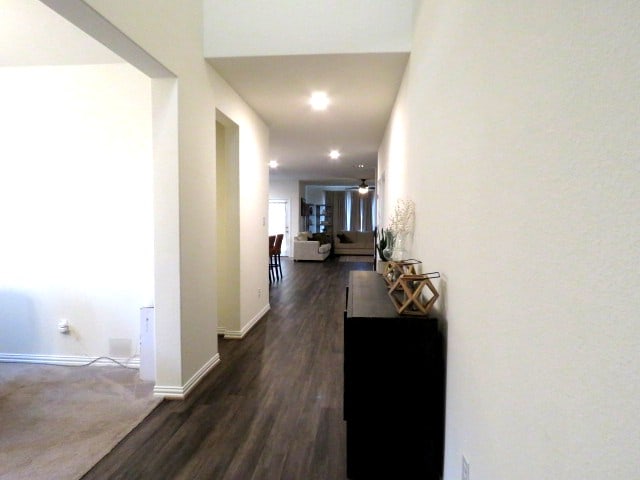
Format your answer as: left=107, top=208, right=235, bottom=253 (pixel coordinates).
left=71, top=355, right=139, bottom=369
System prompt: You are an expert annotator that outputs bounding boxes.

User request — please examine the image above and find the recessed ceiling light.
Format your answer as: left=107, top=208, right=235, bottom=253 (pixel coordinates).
left=329, top=150, right=340, bottom=160
left=310, top=91, right=329, bottom=111
left=268, top=160, right=279, bottom=168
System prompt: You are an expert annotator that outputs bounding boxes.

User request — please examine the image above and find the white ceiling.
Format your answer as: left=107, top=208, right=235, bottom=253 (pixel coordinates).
left=0, top=0, right=122, bottom=66
left=211, top=52, right=408, bottom=184
left=3, top=0, right=409, bottom=187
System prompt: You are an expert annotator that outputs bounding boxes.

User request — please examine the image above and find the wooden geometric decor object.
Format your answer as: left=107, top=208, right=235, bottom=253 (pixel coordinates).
left=387, top=272, right=440, bottom=316
left=383, top=259, right=422, bottom=287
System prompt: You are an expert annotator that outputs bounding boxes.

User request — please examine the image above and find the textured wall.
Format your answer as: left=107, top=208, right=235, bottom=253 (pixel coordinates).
left=379, top=1, right=640, bottom=478
left=0, top=64, right=152, bottom=359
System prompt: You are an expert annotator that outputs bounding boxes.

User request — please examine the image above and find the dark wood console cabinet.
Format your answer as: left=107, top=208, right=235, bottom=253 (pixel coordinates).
left=344, top=271, right=444, bottom=479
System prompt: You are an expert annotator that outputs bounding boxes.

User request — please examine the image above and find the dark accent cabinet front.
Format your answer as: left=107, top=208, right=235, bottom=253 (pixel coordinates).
left=344, top=271, right=445, bottom=479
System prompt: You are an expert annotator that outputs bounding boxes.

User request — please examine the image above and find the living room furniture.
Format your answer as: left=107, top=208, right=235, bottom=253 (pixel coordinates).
left=301, top=201, right=334, bottom=236
left=269, top=234, right=283, bottom=281
left=334, top=230, right=374, bottom=256
left=344, top=271, right=444, bottom=479
left=316, top=204, right=332, bottom=236
left=293, top=232, right=331, bottom=261
left=268, top=235, right=276, bottom=283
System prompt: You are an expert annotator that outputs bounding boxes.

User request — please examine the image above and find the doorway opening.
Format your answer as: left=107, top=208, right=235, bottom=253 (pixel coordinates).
left=268, top=199, right=290, bottom=256
left=215, top=112, right=240, bottom=335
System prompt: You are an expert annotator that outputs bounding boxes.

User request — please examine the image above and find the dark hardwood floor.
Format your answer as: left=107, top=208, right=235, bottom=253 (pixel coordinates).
left=82, top=256, right=373, bottom=480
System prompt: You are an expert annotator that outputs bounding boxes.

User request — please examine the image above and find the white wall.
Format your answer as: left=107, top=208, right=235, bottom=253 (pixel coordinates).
left=214, top=71, right=270, bottom=338
left=379, top=1, right=640, bottom=478
left=304, top=186, right=325, bottom=206
left=203, top=0, right=415, bottom=57
left=0, top=63, right=152, bottom=361
left=61, top=0, right=272, bottom=391
left=84, top=0, right=221, bottom=394
left=216, top=116, right=240, bottom=336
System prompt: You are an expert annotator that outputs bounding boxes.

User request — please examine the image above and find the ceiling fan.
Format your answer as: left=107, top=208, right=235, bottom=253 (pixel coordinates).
left=347, top=179, right=375, bottom=194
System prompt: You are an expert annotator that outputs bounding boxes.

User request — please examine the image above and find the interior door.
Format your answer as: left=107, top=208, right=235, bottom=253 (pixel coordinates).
left=268, top=200, right=290, bottom=256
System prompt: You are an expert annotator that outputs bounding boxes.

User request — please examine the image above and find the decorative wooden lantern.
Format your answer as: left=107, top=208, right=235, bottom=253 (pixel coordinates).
left=383, top=259, right=422, bottom=286
left=387, top=271, right=440, bottom=316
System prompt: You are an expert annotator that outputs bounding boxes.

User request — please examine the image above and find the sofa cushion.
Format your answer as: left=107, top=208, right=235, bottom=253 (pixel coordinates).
left=337, top=232, right=352, bottom=243
left=337, top=231, right=373, bottom=245
left=318, top=243, right=331, bottom=254
left=312, top=233, right=331, bottom=245
left=355, top=231, right=373, bottom=244
left=334, top=230, right=375, bottom=255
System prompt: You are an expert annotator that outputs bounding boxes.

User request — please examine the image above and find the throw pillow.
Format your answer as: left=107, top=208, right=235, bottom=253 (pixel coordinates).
left=313, top=233, right=330, bottom=245
left=338, top=233, right=353, bottom=243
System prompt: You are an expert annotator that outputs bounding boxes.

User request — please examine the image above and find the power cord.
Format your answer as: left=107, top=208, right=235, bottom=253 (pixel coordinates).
left=72, top=355, right=139, bottom=369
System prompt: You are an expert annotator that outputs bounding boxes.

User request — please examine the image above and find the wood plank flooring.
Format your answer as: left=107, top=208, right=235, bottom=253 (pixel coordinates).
left=82, top=257, right=373, bottom=480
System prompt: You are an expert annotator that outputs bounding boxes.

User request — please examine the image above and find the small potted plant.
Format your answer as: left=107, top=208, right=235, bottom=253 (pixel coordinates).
left=376, top=227, right=395, bottom=274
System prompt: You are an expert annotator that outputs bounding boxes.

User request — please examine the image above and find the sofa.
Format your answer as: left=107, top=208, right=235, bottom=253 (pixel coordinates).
left=334, top=230, right=375, bottom=256
left=293, top=232, right=331, bottom=261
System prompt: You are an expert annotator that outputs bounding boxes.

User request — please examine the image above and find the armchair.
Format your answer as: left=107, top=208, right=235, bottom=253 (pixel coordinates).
left=293, top=232, right=331, bottom=261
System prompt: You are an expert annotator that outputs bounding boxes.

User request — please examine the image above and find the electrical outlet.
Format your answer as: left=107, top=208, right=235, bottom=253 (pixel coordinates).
left=258, top=288, right=262, bottom=298
left=462, top=455, right=470, bottom=480
left=57, top=319, right=70, bottom=334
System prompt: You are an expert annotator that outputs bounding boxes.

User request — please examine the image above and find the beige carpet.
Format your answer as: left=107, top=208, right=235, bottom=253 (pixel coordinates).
left=338, top=255, right=374, bottom=263
left=0, top=363, right=161, bottom=480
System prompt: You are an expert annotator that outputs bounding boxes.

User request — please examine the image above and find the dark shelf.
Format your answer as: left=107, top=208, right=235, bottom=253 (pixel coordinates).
left=344, top=271, right=445, bottom=479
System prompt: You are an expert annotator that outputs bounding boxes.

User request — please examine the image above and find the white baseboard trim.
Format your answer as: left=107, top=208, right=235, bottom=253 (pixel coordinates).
left=153, top=353, right=220, bottom=400
left=223, top=304, right=270, bottom=339
left=217, top=326, right=227, bottom=336
left=0, top=353, right=140, bottom=368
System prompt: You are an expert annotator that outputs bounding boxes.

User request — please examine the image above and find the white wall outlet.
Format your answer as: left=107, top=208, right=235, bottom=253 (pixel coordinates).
left=258, top=288, right=262, bottom=298
left=57, top=319, right=70, bottom=334
left=462, top=455, right=470, bottom=480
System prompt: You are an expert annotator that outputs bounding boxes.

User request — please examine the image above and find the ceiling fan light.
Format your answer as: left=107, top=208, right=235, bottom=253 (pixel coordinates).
left=358, top=186, right=368, bottom=194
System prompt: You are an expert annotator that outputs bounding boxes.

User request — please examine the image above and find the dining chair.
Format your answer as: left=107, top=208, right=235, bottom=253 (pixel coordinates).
left=268, top=235, right=276, bottom=283
left=273, top=234, right=284, bottom=279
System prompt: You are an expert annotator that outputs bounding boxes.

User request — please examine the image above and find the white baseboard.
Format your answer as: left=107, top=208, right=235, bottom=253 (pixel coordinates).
left=0, top=353, right=140, bottom=368
left=153, top=353, right=220, bottom=400
left=223, top=304, right=270, bottom=339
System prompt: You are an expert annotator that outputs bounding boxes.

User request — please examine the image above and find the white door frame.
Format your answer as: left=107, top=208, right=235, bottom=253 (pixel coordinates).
left=268, top=199, right=290, bottom=256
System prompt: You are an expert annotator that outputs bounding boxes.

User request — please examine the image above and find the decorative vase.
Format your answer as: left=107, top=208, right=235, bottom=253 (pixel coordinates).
left=391, top=232, right=407, bottom=261
left=376, top=260, right=388, bottom=274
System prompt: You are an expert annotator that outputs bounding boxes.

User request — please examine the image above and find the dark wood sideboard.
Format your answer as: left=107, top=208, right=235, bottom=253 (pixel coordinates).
left=344, top=271, right=445, bottom=479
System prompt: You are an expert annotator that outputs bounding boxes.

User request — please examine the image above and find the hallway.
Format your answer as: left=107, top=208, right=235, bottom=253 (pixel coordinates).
left=83, top=257, right=373, bottom=480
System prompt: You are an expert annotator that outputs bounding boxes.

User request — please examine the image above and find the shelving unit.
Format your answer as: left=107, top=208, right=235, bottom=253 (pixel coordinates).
left=300, top=200, right=333, bottom=239
left=316, top=204, right=332, bottom=235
